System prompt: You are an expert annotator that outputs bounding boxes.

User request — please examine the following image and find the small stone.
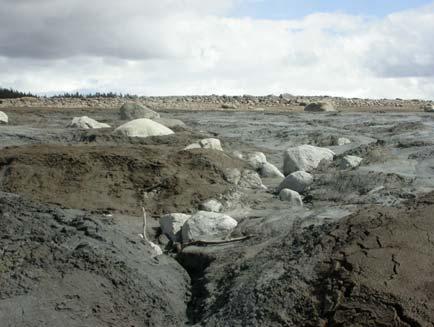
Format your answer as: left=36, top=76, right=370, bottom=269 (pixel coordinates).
left=339, top=155, right=363, bottom=169
left=277, top=171, right=313, bottom=193
left=200, top=199, right=223, bottom=212
left=246, top=152, right=267, bottom=170
left=279, top=189, right=303, bottom=207
left=260, top=162, right=285, bottom=178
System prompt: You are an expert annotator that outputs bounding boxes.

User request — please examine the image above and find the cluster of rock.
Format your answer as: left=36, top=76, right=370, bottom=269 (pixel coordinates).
left=65, top=102, right=181, bottom=139
left=1, top=95, right=431, bottom=111
left=271, top=142, right=364, bottom=207
left=160, top=211, right=238, bottom=244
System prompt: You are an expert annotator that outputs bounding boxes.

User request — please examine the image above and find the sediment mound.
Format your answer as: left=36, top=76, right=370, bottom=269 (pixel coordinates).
left=0, top=143, right=244, bottom=215
left=0, top=192, right=190, bottom=326
left=188, top=193, right=434, bottom=326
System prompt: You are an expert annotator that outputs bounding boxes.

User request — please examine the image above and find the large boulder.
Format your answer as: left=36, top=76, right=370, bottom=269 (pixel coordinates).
left=339, top=155, right=363, bottom=169
left=279, top=189, right=303, bottom=207
left=67, top=116, right=110, bottom=129
left=304, top=101, right=336, bottom=112
left=260, top=162, right=285, bottom=178
left=119, top=102, right=160, bottom=120
left=114, top=118, right=174, bottom=138
left=159, top=213, right=191, bottom=242
left=0, top=111, right=8, bottom=124
left=153, top=118, right=186, bottom=128
left=283, top=144, right=335, bottom=175
left=277, top=171, right=313, bottom=193
left=181, top=211, right=238, bottom=242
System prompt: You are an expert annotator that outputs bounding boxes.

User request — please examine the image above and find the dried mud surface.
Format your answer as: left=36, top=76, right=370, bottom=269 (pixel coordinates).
left=0, top=107, right=434, bottom=326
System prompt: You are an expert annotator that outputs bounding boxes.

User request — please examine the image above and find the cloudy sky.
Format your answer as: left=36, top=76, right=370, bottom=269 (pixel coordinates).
left=1, top=0, right=434, bottom=98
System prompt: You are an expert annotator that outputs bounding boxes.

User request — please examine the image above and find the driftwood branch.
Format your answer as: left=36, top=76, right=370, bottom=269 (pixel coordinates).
left=180, top=235, right=252, bottom=250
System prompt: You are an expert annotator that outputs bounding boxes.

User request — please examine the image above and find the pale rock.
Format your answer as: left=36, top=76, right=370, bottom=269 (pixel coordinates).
left=159, top=213, right=191, bottom=242
left=223, top=168, right=241, bottom=185
left=283, top=144, right=335, bottom=175
left=119, top=102, right=160, bottom=120
left=67, top=116, right=110, bottom=129
left=183, top=143, right=201, bottom=150
left=279, top=189, right=303, bottom=207
left=239, top=170, right=267, bottom=190
left=199, top=138, right=223, bottom=151
left=200, top=199, right=223, bottom=212
left=0, top=111, right=8, bottom=124
left=337, top=137, right=351, bottom=146
left=260, top=162, right=285, bottom=178
left=277, top=171, right=313, bottom=193
left=339, top=155, right=363, bottom=169
left=246, top=152, right=267, bottom=170
left=114, top=118, right=174, bottom=138
left=181, top=211, right=238, bottom=242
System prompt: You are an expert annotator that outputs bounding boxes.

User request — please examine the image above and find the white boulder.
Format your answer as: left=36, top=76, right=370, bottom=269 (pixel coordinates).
left=279, top=189, right=303, bottom=207
left=114, top=118, right=174, bottom=138
left=283, top=144, right=335, bottom=175
left=181, top=211, right=238, bottom=242
left=260, top=162, right=285, bottom=178
left=159, top=213, right=191, bottom=242
left=337, top=137, right=351, bottom=146
left=246, top=152, right=267, bottom=170
left=199, top=138, right=223, bottom=151
left=184, top=138, right=223, bottom=151
left=339, top=155, right=363, bottom=169
left=200, top=199, right=223, bottom=212
left=119, top=102, right=160, bottom=120
left=67, top=116, right=110, bottom=129
left=0, top=111, right=8, bottom=124
left=277, top=171, right=313, bottom=193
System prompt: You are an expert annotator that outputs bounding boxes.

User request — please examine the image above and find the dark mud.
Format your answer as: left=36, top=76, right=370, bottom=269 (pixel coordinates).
left=0, top=141, right=244, bottom=216
left=0, top=192, right=190, bottom=327
left=181, top=193, right=434, bottom=326
left=0, top=107, right=434, bottom=326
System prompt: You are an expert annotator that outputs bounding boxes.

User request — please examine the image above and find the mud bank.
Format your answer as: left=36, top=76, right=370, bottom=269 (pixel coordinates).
left=0, top=107, right=434, bottom=326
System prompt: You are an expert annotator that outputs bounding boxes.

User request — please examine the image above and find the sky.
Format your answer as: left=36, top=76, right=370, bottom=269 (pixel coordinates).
left=1, top=0, right=434, bottom=99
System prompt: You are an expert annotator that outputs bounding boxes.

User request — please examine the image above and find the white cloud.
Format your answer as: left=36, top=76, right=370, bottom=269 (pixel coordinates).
left=0, top=0, right=434, bottom=98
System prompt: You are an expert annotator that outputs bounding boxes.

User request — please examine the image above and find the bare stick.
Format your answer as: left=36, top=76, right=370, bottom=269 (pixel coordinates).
left=181, top=235, right=252, bottom=249
left=141, top=206, right=149, bottom=242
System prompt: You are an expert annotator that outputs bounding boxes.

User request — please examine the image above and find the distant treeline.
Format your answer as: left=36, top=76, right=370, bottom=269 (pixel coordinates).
left=0, top=87, right=36, bottom=99
left=0, top=87, right=138, bottom=99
